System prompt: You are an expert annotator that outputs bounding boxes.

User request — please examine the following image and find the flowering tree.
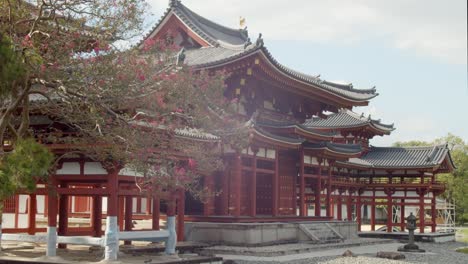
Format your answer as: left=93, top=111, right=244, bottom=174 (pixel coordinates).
left=0, top=0, right=248, bottom=208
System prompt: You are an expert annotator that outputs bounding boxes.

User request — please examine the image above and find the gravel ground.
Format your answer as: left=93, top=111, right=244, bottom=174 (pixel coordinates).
left=228, top=242, right=468, bottom=264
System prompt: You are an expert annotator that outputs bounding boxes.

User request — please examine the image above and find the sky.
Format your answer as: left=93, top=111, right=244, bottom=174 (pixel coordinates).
left=143, top=0, right=467, bottom=146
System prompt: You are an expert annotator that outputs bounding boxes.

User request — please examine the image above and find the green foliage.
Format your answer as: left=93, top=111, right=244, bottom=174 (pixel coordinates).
left=393, top=133, right=468, bottom=224
left=0, top=139, right=53, bottom=202
left=0, top=34, right=26, bottom=97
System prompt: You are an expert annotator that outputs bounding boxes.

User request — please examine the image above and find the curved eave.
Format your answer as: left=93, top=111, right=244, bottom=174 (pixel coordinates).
left=258, top=124, right=334, bottom=141
left=306, top=122, right=394, bottom=136
left=191, top=48, right=376, bottom=106
left=303, top=146, right=362, bottom=159
left=251, top=128, right=303, bottom=149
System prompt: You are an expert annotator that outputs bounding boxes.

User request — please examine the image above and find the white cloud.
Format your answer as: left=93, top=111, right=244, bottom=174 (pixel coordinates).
left=146, top=0, right=467, bottom=64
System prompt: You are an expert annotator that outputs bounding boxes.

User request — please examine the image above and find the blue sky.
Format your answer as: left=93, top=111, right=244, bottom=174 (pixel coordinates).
left=144, top=0, right=467, bottom=146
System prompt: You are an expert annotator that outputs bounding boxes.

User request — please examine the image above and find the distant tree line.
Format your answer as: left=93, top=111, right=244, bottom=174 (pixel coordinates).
left=394, top=133, right=468, bottom=225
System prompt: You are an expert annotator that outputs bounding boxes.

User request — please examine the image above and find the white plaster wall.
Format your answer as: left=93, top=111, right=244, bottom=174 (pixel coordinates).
left=1, top=214, right=15, bottom=228
left=37, top=195, right=45, bottom=214
left=141, top=198, right=147, bottom=212
left=57, top=162, right=80, bottom=174
left=84, top=162, right=107, bottom=174
left=103, top=197, right=108, bottom=212
left=18, top=195, right=28, bottom=213
left=132, top=198, right=138, bottom=213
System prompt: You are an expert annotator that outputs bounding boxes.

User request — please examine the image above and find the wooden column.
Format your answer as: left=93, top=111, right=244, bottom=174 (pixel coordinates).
left=419, top=190, right=425, bottom=233
left=272, top=149, right=279, bottom=216
left=371, top=192, right=376, bottom=231
left=91, top=193, right=103, bottom=237
left=387, top=192, right=392, bottom=233
left=145, top=196, right=151, bottom=215
left=27, top=194, right=37, bottom=235
left=337, top=191, right=342, bottom=220
left=357, top=195, right=362, bottom=231
left=250, top=150, right=257, bottom=217
left=400, top=199, right=405, bottom=232
left=221, top=163, right=229, bottom=215
left=124, top=195, right=133, bottom=245
left=47, top=181, right=58, bottom=256
left=204, top=174, right=215, bottom=216
left=299, top=148, right=305, bottom=217
left=58, top=183, right=69, bottom=249
left=233, top=151, right=242, bottom=217
left=347, top=190, right=352, bottom=221
left=431, top=196, right=436, bottom=233
left=152, top=195, right=160, bottom=230
left=315, top=166, right=322, bottom=217
left=177, top=190, right=185, bottom=241
left=326, top=166, right=332, bottom=218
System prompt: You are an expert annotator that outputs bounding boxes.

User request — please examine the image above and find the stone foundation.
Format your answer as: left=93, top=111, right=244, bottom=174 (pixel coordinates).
left=185, top=221, right=358, bottom=246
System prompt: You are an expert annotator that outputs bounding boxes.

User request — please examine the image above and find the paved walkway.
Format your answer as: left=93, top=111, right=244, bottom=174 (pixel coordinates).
left=218, top=242, right=423, bottom=262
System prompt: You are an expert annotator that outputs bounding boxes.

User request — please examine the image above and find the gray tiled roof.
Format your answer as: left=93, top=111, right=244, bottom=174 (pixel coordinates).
left=303, top=108, right=394, bottom=133
left=303, top=142, right=362, bottom=155
left=253, top=127, right=305, bottom=145
left=138, top=1, right=248, bottom=48
left=184, top=46, right=378, bottom=102
left=173, top=2, right=248, bottom=46
left=352, top=145, right=453, bottom=169
left=140, top=1, right=378, bottom=103
left=255, top=120, right=336, bottom=138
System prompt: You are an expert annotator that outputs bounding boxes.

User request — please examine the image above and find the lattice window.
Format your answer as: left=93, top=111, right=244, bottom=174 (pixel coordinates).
left=2, top=196, right=16, bottom=213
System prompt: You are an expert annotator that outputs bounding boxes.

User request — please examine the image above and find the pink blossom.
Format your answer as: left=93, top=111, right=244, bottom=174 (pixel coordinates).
left=188, top=158, right=197, bottom=169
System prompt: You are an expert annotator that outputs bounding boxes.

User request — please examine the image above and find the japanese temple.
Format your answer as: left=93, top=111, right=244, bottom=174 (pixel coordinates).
left=2, top=0, right=455, bottom=255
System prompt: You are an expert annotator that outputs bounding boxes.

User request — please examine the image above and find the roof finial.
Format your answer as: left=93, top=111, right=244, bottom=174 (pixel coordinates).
left=255, top=33, right=264, bottom=47
left=244, top=37, right=251, bottom=49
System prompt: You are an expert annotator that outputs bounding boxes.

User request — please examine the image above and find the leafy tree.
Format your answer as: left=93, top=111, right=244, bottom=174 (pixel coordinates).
left=0, top=0, right=246, bottom=218
left=0, top=138, right=53, bottom=250
left=393, top=133, right=468, bottom=224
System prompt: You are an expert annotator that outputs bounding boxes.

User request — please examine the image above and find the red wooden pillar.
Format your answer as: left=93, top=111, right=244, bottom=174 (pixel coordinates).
left=431, top=196, right=436, bottom=232
left=91, top=193, right=103, bottom=237
left=177, top=190, right=185, bottom=241
left=272, top=149, right=279, bottom=216
left=299, top=148, right=305, bottom=217
left=152, top=195, right=160, bottom=230
left=356, top=195, right=362, bottom=231
left=250, top=151, right=258, bottom=217
left=347, top=190, right=352, bottom=221
left=124, top=195, right=133, bottom=245
left=387, top=193, right=392, bottom=233
left=233, top=151, right=242, bottom=217
left=337, top=192, right=342, bottom=221
left=118, top=196, right=125, bottom=231
left=58, top=183, right=69, bottom=249
left=27, top=194, right=37, bottom=235
left=204, top=174, right=215, bottom=216
left=315, top=167, right=322, bottom=217
left=326, top=167, right=332, bottom=218
left=371, top=195, right=376, bottom=231
left=400, top=199, right=405, bottom=232
left=221, top=167, right=230, bottom=215
left=419, top=191, right=425, bottom=233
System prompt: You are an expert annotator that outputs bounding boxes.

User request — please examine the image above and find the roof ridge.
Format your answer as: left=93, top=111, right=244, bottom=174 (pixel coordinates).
left=370, top=144, right=446, bottom=150
left=177, top=2, right=246, bottom=38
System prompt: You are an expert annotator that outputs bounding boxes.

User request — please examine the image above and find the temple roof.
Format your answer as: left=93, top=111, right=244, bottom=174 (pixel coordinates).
left=255, top=120, right=336, bottom=140
left=140, top=0, right=248, bottom=48
left=183, top=45, right=378, bottom=102
left=342, top=145, right=455, bottom=169
left=303, top=141, right=362, bottom=155
left=303, top=108, right=394, bottom=134
left=141, top=1, right=379, bottom=104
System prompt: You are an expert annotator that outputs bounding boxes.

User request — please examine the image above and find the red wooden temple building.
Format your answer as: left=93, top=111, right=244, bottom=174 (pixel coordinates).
left=2, top=0, right=455, bottom=249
